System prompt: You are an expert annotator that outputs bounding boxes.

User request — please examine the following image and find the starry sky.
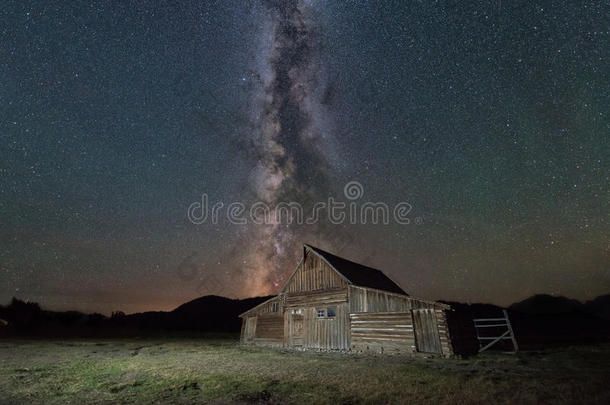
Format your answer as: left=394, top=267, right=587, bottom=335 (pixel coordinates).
left=1, top=0, right=608, bottom=314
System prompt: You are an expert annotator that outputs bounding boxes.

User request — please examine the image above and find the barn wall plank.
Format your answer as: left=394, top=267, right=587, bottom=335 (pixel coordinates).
left=284, top=249, right=348, bottom=294
left=243, top=316, right=257, bottom=343
left=240, top=296, right=283, bottom=318
left=435, top=309, right=454, bottom=357
left=254, top=315, right=283, bottom=341
left=412, top=308, right=443, bottom=354
left=285, top=288, right=348, bottom=307
left=287, top=302, right=349, bottom=350
left=239, top=319, right=246, bottom=343
left=349, top=311, right=417, bottom=353
left=348, top=286, right=445, bottom=313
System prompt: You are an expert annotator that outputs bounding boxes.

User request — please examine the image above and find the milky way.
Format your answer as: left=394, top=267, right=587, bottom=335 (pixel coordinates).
left=241, top=0, right=334, bottom=295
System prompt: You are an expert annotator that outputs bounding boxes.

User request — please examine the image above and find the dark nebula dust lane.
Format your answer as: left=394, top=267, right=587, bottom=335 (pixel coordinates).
left=241, top=0, right=336, bottom=295
left=253, top=0, right=331, bottom=203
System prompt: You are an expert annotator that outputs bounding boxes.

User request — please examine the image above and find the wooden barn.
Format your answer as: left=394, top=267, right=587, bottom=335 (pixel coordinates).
left=239, top=244, right=453, bottom=356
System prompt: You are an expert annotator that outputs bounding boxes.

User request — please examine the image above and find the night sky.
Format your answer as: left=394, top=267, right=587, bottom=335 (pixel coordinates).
left=1, top=1, right=608, bottom=314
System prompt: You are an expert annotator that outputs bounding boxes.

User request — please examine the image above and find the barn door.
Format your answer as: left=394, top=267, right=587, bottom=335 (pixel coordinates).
left=290, top=312, right=304, bottom=346
left=412, top=309, right=442, bottom=354
left=245, top=317, right=257, bottom=342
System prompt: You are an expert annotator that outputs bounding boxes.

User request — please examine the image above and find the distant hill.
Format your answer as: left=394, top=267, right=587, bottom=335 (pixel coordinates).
left=173, top=294, right=271, bottom=315
left=510, top=294, right=610, bottom=320
left=0, top=295, right=274, bottom=337
left=120, top=295, right=274, bottom=332
left=509, top=294, right=584, bottom=315
left=584, top=295, right=610, bottom=321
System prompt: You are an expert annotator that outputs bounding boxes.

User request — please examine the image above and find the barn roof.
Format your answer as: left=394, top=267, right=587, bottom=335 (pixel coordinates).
left=304, top=244, right=408, bottom=295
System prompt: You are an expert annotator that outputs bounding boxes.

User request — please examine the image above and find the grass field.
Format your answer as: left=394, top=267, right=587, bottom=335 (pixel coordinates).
left=1, top=337, right=609, bottom=404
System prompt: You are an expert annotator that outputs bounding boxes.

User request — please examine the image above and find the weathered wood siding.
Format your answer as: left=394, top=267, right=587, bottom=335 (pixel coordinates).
left=253, top=314, right=283, bottom=345
left=435, top=309, right=453, bottom=356
left=280, top=249, right=350, bottom=350
left=285, top=303, right=350, bottom=350
left=240, top=296, right=283, bottom=344
left=350, top=312, right=416, bottom=353
left=240, top=296, right=283, bottom=318
left=285, top=288, right=348, bottom=307
left=412, top=308, right=441, bottom=353
left=240, top=316, right=257, bottom=343
left=284, top=249, right=347, bottom=294
left=348, top=286, right=453, bottom=356
left=411, top=309, right=453, bottom=356
left=284, top=311, right=304, bottom=346
left=349, top=285, right=442, bottom=313
left=240, top=318, right=246, bottom=342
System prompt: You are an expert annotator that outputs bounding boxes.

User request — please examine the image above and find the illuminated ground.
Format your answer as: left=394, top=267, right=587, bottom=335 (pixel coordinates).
left=1, top=338, right=609, bottom=404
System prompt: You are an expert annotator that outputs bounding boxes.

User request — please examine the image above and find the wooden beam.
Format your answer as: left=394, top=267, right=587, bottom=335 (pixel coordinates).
left=504, top=309, right=519, bottom=352
left=478, top=330, right=510, bottom=352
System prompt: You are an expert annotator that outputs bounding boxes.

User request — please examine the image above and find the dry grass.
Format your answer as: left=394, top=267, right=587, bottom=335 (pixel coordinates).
left=0, top=337, right=609, bottom=404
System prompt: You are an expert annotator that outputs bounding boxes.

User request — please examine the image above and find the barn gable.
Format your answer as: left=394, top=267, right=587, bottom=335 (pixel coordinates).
left=281, top=244, right=406, bottom=296
left=280, top=245, right=349, bottom=295
left=305, top=245, right=407, bottom=295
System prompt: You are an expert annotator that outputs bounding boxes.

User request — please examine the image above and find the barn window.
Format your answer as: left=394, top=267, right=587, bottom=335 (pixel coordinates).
left=317, top=309, right=325, bottom=318
left=327, top=307, right=336, bottom=318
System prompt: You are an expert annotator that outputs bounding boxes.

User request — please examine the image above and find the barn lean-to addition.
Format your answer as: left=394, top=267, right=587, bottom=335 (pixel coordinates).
left=239, top=244, right=453, bottom=356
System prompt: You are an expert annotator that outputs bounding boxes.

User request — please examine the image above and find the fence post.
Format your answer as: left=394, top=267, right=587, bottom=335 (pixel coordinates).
left=503, top=309, right=519, bottom=352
